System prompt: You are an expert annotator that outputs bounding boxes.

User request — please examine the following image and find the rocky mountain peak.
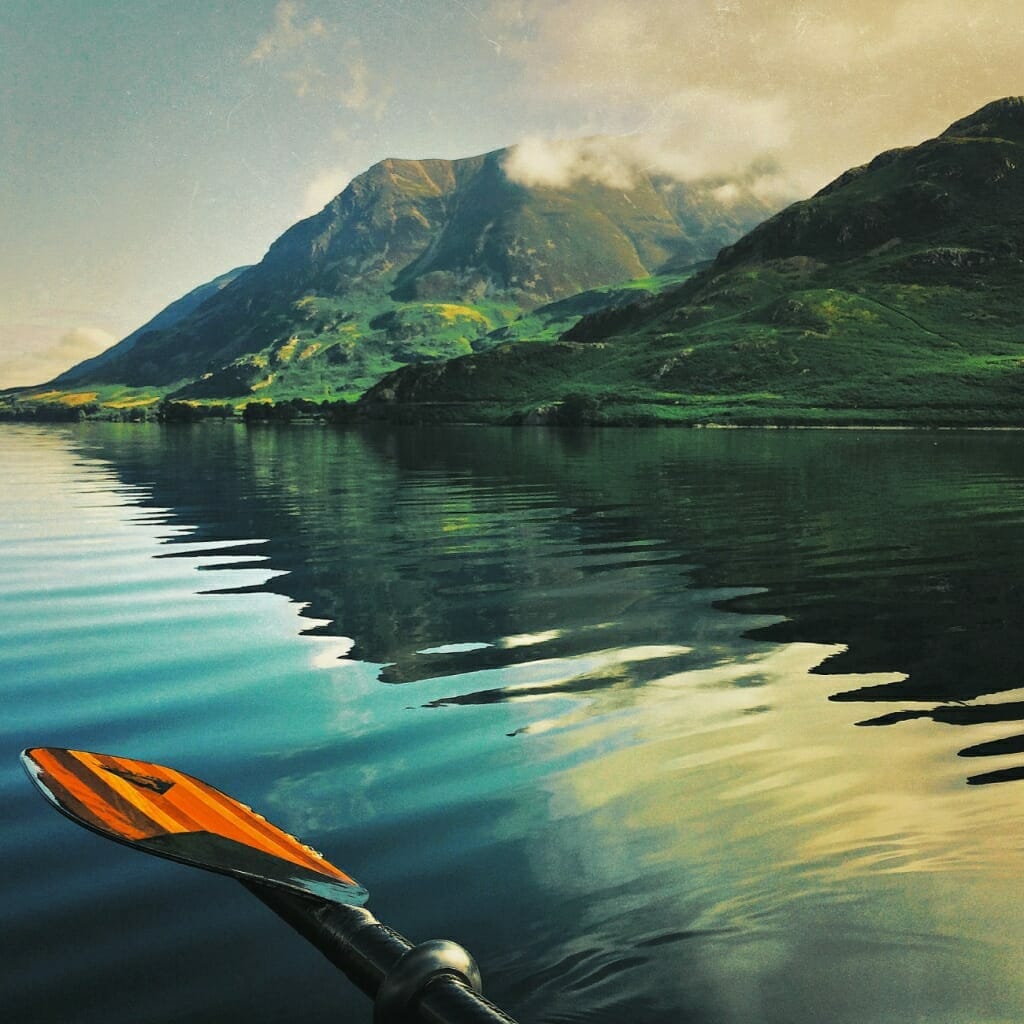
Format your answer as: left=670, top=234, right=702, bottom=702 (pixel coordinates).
left=940, top=96, right=1024, bottom=142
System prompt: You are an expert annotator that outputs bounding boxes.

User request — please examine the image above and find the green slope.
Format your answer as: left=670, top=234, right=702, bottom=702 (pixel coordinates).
left=5, top=143, right=777, bottom=415
left=361, top=98, right=1024, bottom=426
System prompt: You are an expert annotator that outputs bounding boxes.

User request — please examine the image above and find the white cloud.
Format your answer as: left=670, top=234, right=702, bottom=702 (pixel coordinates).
left=504, top=136, right=638, bottom=189
left=248, top=0, right=327, bottom=63
left=486, top=0, right=1024, bottom=192
left=0, top=324, right=115, bottom=389
left=301, top=167, right=353, bottom=217
left=502, top=92, right=803, bottom=200
left=247, top=2, right=390, bottom=118
left=711, top=183, right=741, bottom=206
left=338, top=56, right=389, bottom=119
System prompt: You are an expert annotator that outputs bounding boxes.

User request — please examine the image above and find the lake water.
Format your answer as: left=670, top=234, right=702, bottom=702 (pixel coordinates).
left=4, top=422, right=1024, bottom=1023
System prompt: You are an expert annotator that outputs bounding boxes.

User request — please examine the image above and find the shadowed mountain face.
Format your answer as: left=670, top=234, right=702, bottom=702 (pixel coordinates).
left=54, top=267, right=251, bottom=386
left=52, top=147, right=777, bottom=403
left=362, top=98, right=1024, bottom=425
left=665, top=96, right=1024, bottom=277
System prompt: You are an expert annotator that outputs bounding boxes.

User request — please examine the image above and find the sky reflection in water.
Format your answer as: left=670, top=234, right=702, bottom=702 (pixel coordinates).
left=4, top=423, right=1024, bottom=1024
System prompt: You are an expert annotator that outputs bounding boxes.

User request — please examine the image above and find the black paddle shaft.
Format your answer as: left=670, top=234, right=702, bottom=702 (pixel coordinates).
left=248, top=884, right=520, bottom=1024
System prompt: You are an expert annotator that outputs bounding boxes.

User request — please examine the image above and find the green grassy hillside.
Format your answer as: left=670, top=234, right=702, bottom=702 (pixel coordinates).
left=5, top=143, right=776, bottom=416
left=361, top=98, right=1024, bottom=425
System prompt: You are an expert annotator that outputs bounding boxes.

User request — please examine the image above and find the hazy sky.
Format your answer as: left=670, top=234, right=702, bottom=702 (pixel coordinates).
left=2, top=0, right=1021, bottom=387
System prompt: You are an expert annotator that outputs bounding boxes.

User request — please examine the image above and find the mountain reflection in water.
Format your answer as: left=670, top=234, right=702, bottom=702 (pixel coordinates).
left=6, top=422, right=1024, bottom=1024
left=83, top=423, right=1024, bottom=788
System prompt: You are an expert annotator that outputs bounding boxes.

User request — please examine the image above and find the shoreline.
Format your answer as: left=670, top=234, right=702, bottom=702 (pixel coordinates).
left=5, top=412, right=1024, bottom=432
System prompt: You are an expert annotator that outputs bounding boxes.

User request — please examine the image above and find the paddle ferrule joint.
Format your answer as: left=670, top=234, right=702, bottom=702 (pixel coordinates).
left=374, top=939, right=482, bottom=1024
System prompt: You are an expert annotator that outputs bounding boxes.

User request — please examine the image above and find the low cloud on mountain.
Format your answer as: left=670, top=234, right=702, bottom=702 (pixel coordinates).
left=503, top=128, right=797, bottom=207
left=488, top=0, right=1024, bottom=193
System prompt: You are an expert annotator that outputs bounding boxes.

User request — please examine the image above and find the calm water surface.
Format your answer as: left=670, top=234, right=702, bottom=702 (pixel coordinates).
left=4, top=423, right=1024, bottom=1023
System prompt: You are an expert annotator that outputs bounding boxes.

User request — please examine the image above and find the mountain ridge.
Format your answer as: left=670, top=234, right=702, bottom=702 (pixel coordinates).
left=359, top=97, right=1024, bottom=426
left=54, top=266, right=251, bottom=387
left=12, top=141, right=778, bottom=411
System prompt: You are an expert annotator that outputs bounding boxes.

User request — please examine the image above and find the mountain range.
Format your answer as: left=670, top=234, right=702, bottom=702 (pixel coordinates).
left=362, top=97, right=1024, bottom=425
left=6, top=98, right=1024, bottom=425
left=8, top=143, right=777, bottom=414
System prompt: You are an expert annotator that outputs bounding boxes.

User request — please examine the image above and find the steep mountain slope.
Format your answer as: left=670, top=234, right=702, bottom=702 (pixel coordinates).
left=53, top=266, right=250, bottom=386
left=363, top=98, right=1024, bottom=425
left=36, top=145, right=776, bottom=407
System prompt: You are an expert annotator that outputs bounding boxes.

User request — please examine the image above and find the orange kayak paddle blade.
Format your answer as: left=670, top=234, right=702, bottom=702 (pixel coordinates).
left=21, top=747, right=368, bottom=907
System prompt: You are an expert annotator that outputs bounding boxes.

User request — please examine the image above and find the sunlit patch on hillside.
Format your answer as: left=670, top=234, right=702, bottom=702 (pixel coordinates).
left=105, top=395, right=160, bottom=409
left=276, top=336, right=300, bottom=363
left=35, top=390, right=101, bottom=407
left=423, top=303, right=492, bottom=326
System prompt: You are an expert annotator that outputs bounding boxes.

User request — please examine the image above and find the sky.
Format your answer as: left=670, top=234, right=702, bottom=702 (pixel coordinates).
left=2, top=0, right=1021, bottom=387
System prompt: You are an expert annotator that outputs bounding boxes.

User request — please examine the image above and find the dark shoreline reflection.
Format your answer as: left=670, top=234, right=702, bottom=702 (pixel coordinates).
left=72, top=422, right=1024, bottom=785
